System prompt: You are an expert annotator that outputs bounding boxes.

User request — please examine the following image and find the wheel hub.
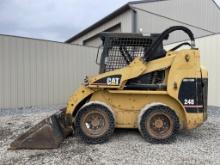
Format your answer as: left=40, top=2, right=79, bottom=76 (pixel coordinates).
left=80, top=110, right=110, bottom=138
left=146, top=112, right=173, bottom=139
left=76, top=104, right=115, bottom=143
left=91, top=118, right=99, bottom=127
left=154, top=119, right=163, bottom=129
left=85, top=113, right=104, bottom=130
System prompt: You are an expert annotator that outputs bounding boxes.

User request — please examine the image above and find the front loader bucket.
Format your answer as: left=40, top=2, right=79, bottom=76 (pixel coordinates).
left=10, top=109, right=73, bottom=150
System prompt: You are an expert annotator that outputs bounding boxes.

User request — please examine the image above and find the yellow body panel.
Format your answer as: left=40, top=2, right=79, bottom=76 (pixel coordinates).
left=66, top=49, right=208, bottom=130
left=185, top=113, right=204, bottom=129
left=89, top=90, right=186, bottom=129
left=66, top=86, right=95, bottom=115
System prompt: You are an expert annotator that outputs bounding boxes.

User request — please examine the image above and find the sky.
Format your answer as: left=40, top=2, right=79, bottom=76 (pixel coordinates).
left=0, top=0, right=220, bottom=42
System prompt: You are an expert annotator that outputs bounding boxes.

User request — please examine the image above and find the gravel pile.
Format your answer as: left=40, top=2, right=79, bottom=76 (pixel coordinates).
left=0, top=106, right=219, bottom=165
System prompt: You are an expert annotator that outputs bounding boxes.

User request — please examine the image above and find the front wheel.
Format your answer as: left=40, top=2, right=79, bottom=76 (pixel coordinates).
left=75, top=103, right=115, bottom=144
left=138, top=105, right=179, bottom=143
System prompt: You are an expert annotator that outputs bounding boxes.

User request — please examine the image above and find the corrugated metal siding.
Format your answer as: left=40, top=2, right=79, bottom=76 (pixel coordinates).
left=0, top=35, right=99, bottom=108
left=165, top=34, right=220, bottom=107
left=84, top=37, right=102, bottom=47
left=84, top=24, right=121, bottom=47
left=134, top=9, right=211, bottom=44
left=71, top=10, right=133, bottom=47
left=132, top=0, right=220, bottom=33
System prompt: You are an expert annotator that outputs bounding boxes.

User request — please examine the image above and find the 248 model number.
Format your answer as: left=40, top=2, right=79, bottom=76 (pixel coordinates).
left=184, top=99, right=195, bottom=105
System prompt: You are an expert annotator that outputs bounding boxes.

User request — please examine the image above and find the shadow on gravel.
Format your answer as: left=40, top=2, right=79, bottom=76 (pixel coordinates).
left=0, top=128, right=12, bottom=141
left=114, top=128, right=140, bottom=135
left=177, top=122, right=219, bottom=142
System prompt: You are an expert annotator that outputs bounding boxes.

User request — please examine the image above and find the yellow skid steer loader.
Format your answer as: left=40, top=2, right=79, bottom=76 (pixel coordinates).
left=10, top=26, right=208, bottom=149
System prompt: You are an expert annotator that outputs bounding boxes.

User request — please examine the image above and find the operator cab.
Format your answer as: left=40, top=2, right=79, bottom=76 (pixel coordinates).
left=96, top=26, right=196, bottom=90
left=98, top=32, right=166, bottom=74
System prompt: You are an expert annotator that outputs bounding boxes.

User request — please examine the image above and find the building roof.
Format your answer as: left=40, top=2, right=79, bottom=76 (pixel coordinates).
left=65, top=0, right=220, bottom=43
left=65, top=0, right=165, bottom=43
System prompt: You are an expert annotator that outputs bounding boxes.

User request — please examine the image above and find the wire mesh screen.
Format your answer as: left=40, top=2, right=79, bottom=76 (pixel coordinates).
left=100, top=33, right=156, bottom=72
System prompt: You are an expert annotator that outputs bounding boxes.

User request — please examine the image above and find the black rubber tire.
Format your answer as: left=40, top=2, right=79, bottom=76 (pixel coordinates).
left=75, top=103, right=115, bottom=144
left=139, top=105, right=179, bottom=143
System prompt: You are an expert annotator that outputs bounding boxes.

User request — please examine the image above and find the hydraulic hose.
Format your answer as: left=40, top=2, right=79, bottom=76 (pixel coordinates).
left=144, top=26, right=195, bottom=61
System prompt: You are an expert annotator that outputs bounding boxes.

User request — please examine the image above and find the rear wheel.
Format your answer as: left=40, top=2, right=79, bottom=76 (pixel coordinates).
left=75, top=103, right=115, bottom=144
left=139, top=105, right=179, bottom=143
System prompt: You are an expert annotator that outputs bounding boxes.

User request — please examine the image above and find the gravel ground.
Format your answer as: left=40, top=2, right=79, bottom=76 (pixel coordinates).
left=0, top=106, right=220, bottom=165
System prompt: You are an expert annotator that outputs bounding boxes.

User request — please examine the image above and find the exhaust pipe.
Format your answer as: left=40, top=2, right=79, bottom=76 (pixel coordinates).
left=10, top=108, right=73, bottom=150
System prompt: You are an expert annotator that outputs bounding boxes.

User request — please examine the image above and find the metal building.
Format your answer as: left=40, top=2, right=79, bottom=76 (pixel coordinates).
left=66, top=0, right=220, bottom=47
left=0, top=35, right=98, bottom=108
